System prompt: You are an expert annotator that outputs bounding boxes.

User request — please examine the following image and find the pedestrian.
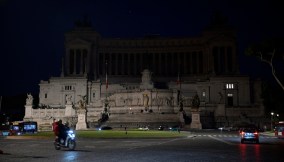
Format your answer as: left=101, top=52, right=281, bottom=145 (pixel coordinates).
left=178, top=124, right=182, bottom=133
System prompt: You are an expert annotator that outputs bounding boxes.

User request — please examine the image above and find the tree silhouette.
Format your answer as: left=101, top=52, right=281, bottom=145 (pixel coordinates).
left=246, top=38, right=284, bottom=91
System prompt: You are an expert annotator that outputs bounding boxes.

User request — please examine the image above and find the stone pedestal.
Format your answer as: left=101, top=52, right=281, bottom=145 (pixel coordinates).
left=24, top=105, right=33, bottom=118
left=76, top=109, right=87, bottom=130
left=190, top=111, right=202, bottom=129
left=65, top=104, right=75, bottom=116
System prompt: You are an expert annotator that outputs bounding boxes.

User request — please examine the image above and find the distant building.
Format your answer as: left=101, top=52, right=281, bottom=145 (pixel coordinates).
left=24, top=15, right=264, bottom=130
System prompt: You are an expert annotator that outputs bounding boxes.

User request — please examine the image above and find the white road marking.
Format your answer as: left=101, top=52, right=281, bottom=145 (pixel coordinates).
left=208, top=135, right=235, bottom=145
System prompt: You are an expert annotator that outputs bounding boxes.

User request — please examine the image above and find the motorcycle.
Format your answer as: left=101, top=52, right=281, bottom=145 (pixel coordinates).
left=54, top=130, right=76, bottom=150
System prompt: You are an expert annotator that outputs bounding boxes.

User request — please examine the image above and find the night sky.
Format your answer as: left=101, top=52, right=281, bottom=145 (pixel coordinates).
left=0, top=0, right=284, bottom=96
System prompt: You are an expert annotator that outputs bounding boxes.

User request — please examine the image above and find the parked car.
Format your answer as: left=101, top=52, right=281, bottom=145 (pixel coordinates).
left=158, top=125, right=168, bottom=131
left=240, top=127, right=259, bottom=144
left=0, top=124, right=10, bottom=136
left=218, top=126, right=233, bottom=131
left=138, top=126, right=149, bottom=131
left=0, top=130, right=10, bottom=136
left=169, top=125, right=180, bottom=131
left=98, top=126, right=112, bottom=130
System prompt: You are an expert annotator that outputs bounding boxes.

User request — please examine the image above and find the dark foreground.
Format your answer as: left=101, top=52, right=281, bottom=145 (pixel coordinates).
left=1, top=130, right=284, bottom=162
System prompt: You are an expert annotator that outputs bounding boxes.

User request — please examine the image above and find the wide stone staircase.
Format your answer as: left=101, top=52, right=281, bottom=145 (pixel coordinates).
left=105, top=113, right=180, bottom=129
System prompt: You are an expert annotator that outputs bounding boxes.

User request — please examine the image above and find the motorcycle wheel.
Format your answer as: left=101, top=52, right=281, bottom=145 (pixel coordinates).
left=54, top=141, right=61, bottom=150
left=68, top=140, right=76, bottom=150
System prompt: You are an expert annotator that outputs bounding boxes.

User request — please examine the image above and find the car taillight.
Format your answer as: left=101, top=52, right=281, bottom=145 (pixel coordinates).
left=254, top=132, right=258, bottom=135
left=241, top=131, right=245, bottom=135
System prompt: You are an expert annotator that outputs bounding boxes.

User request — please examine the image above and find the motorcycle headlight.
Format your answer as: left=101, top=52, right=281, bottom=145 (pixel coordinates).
left=68, top=130, right=74, bottom=134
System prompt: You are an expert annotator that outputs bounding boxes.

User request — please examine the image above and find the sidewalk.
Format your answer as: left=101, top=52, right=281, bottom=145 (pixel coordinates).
left=260, top=131, right=275, bottom=137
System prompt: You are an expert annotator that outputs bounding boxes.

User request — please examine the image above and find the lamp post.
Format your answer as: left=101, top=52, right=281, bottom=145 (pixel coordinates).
left=271, top=112, right=274, bottom=131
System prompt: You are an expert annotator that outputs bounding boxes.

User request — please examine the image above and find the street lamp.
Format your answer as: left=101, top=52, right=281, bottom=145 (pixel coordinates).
left=271, top=112, right=274, bottom=131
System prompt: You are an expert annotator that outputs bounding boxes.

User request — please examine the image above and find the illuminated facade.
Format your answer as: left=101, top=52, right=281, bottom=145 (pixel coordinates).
left=24, top=16, right=264, bottom=130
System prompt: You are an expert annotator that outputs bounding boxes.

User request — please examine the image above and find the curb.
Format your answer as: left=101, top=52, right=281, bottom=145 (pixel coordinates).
left=260, top=132, right=275, bottom=137
left=5, top=136, right=52, bottom=140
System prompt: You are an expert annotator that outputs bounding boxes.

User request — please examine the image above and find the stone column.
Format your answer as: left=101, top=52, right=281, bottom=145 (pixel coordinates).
left=225, top=47, right=228, bottom=73
left=190, top=52, right=193, bottom=74
left=134, top=54, right=137, bottom=75
left=196, top=51, right=199, bottom=74
left=87, top=81, right=91, bottom=104
left=183, top=53, right=187, bottom=74
left=73, top=52, right=76, bottom=75
left=115, top=53, right=118, bottom=75
left=80, top=50, right=83, bottom=74
left=66, top=48, right=70, bottom=75
left=159, top=53, right=162, bottom=75
left=127, top=53, right=130, bottom=75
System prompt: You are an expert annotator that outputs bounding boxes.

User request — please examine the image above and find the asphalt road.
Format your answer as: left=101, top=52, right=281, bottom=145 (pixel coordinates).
left=1, top=131, right=284, bottom=162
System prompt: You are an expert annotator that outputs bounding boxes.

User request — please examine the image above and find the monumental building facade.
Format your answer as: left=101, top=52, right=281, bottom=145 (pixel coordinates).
left=24, top=16, right=264, bottom=131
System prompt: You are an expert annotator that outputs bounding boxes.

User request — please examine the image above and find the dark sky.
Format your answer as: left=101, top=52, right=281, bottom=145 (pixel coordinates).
left=0, top=0, right=284, bottom=96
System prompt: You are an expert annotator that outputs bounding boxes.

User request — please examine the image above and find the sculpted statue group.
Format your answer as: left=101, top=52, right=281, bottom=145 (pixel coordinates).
left=66, top=94, right=73, bottom=105
left=26, top=93, right=33, bottom=105
left=191, top=94, right=200, bottom=111
left=77, top=95, right=87, bottom=109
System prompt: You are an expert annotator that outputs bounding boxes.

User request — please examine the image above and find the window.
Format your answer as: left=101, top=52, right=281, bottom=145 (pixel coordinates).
left=202, top=91, right=206, bottom=97
left=45, top=93, right=47, bottom=98
left=65, top=85, right=72, bottom=90
left=226, top=83, right=234, bottom=89
left=227, top=93, right=233, bottom=97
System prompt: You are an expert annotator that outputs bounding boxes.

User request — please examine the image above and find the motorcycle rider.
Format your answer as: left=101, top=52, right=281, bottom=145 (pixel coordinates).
left=54, top=120, right=76, bottom=150
left=57, top=119, right=67, bottom=145
left=52, top=119, right=59, bottom=137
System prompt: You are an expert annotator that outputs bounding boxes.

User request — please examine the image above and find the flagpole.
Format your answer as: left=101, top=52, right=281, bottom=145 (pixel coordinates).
left=104, top=60, right=109, bottom=114
left=177, top=71, right=182, bottom=111
left=179, top=72, right=181, bottom=91
left=179, top=72, right=181, bottom=104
